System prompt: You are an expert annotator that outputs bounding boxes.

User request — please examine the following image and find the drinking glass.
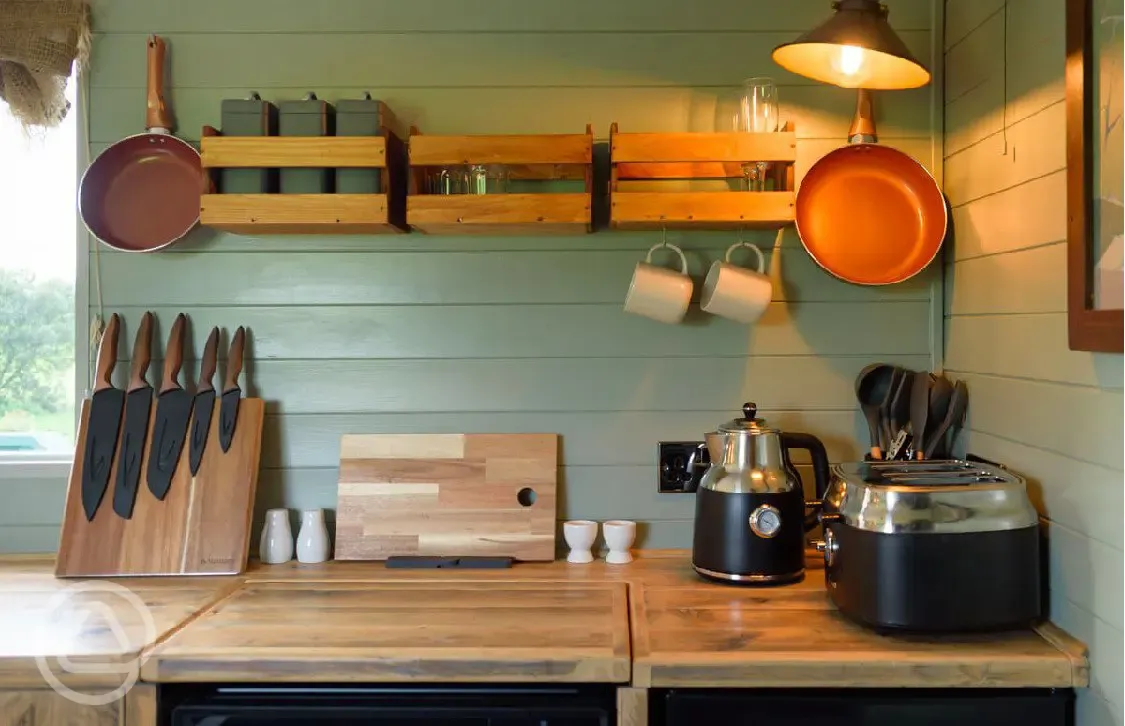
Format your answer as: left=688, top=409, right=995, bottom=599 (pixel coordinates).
left=740, top=77, right=779, bottom=191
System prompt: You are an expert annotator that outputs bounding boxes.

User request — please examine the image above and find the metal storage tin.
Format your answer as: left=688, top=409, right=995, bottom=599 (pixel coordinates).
left=335, top=92, right=383, bottom=194
left=219, top=92, right=277, bottom=194
left=278, top=92, right=334, bottom=194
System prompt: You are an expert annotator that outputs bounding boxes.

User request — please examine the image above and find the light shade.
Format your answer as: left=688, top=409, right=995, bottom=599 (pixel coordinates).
left=771, top=0, right=931, bottom=90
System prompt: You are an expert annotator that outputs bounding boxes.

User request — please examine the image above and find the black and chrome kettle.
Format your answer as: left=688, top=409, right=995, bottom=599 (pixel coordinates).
left=692, top=403, right=831, bottom=585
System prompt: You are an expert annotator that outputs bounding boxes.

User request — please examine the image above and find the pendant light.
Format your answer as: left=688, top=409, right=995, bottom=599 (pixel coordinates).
left=771, top=0, right=931, bottom=89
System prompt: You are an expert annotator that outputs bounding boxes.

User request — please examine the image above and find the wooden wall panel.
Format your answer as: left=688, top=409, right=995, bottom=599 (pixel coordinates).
left=8, top=0, right=941, bottom=559
left=943, top=0, right=1122, bottom=719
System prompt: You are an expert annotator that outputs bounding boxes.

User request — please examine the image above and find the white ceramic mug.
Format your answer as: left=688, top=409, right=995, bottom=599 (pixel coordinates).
left=700, top=241, right=772, bottom=324
left=623, top=242, right=693, bottom=324
left=602, top=520, right=637, bottom=565
left=563, top=520, right=598, bottom=564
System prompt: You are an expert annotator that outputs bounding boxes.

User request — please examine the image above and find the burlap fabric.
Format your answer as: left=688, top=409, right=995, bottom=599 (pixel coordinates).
left=0, top=0, right=90, bottom=129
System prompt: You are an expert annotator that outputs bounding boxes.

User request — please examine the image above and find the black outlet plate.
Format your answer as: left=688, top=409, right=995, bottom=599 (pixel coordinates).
left=658, top=441, right=709, bottom=493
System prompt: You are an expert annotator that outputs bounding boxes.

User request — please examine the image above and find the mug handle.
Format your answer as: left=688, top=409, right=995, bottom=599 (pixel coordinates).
left=726, top=241, right=765, bottom=274
left=646, top=242, right=689, bottom=275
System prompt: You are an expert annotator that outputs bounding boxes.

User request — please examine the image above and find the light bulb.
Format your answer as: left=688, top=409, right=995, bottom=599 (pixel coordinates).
left=837, top=45, right=866, bottom=77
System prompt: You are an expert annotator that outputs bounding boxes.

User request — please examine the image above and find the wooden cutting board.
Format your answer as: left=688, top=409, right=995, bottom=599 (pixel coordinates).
left=334, top=434, right=558, bottom=561
left=55, top=397, right=264, bottom=577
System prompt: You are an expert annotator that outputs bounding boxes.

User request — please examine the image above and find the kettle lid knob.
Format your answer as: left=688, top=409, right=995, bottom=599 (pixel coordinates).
left=742, top=402, right=757, bottom=421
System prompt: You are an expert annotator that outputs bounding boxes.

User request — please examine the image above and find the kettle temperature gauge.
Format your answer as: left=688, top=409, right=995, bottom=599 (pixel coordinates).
left=748, top=505, right=782, bottom=538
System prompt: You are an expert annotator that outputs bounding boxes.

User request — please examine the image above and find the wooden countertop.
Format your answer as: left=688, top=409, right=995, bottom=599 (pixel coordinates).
left=0, top=552, right=1089, bottom=689
left=630, top=573, right=1090, bottom=689
left=141, top=580, right=631, bottom=683
left=0, top=556, right=237, bottom=688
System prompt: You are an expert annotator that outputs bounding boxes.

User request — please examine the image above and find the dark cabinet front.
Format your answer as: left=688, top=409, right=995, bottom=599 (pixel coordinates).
left=657, top=688, right=1074, bottom=726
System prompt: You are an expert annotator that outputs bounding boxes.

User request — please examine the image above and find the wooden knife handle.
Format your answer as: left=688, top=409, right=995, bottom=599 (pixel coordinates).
left=224, top=326, right=245, bottom=393
left=145, top=35, right=173, bottom=131
left=92, top=314, right=120, bottom=393
left=197, top=326, right=220, bottom=393
left=128, top=312, right=154, bottom=392
left=161, top=313, right=187, bottom=393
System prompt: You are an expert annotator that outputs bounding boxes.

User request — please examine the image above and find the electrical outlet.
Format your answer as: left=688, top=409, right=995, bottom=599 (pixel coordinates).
left=658, top=441, right=709, bottom=493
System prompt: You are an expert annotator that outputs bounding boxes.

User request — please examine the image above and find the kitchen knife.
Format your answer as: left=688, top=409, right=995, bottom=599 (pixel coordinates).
left=80, top=313, right=124, bottom=521
left=188, top=326, right=220, bottom=476
left=147, top=313, right=193, bottom=500
left=112, top=311, right=154, bottom=520
left=218, top=326, right=245, bottom=453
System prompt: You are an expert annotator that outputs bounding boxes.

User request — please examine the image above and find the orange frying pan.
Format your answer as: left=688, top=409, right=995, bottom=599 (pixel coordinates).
left=795, top=89, right=947, bottom=285
left=79, top=35, right=202, bottom=252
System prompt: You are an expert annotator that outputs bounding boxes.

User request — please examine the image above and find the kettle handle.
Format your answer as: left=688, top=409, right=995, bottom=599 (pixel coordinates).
left=778, top=432, right=831, bottom=532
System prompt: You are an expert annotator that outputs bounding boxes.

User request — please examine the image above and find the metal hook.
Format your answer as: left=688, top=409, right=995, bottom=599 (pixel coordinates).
left=660, top=225, right=668, bottom=248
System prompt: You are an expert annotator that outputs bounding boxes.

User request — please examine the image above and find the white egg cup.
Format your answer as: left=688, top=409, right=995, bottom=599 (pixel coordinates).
left=603, top=520, right=637, bottom=564
left=563, top=520, right=598, bottom=564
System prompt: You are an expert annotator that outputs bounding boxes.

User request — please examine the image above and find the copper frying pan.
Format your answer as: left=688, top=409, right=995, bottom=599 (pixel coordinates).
left=79, top=35, right=202, bottom=252
left=794, top=89, right=947, bottom=285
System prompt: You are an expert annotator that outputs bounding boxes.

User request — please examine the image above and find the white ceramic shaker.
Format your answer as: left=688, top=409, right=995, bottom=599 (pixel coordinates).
left=296, top=508, right=331, bottom=563
left=603, top=520, right=637, bottom=564
left=563, top=520, right=599, bottom=564
left=260, top=508, right=294, bottom=564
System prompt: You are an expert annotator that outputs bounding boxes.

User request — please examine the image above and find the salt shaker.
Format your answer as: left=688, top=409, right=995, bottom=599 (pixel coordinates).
left=260, top=508, right=294, bottom=564
left=296, top=508, right=331, bottom=563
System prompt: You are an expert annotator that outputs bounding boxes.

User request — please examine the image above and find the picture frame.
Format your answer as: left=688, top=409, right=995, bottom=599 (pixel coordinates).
left=1066, top=0, right=1123, bottom=353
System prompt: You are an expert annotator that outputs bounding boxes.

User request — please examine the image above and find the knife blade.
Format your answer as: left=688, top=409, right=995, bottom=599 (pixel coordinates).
left=112, top=311, right=154, bottom=520
left=218, top=326, right=245, bottom=453
left=147, top=313, right=193, bottom=501
left=188, top=326, right=220, bottom=476
left=80, top=314, right=124, bottom=521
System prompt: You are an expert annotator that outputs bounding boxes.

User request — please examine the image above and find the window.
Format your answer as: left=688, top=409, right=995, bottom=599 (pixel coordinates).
left=0, top=83, right=78, bottom=460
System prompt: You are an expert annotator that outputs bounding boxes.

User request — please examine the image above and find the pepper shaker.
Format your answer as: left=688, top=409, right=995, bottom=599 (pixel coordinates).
left=260, top=508, right=294, bottom=564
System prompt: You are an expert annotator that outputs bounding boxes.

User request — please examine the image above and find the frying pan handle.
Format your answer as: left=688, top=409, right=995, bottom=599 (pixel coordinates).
left=146, top=35, right=173, bottom=132
left=847, top=88, right=877, bottom=144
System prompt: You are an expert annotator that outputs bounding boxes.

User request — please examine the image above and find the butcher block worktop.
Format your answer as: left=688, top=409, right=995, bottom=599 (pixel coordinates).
left=0, top=552, right=1088, bottom=690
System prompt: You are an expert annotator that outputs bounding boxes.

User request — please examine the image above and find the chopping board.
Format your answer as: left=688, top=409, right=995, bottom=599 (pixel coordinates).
left=55, top=397, right=264, bottom=577
left=334, top=434, right=558, bottom=561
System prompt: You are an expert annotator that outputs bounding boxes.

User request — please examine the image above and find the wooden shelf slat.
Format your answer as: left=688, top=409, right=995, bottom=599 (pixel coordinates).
left=408, top=193, right=591, bottom=235
left=611, top=131, right=797, bottom=165
left=201, top=194, right=404, bottom=235
left=201, top=137, right=387, bottom=168
left=610, top=191, right=795, bottom=230
left=409, top=134, right=592, bottom=166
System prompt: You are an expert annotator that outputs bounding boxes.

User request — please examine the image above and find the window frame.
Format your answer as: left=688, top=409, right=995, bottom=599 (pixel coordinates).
left=0, top=74, right=89, bottom=477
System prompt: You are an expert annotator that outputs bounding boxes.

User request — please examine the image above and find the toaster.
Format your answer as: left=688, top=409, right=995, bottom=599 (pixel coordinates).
left=817, top=458, right=1043, bottom=632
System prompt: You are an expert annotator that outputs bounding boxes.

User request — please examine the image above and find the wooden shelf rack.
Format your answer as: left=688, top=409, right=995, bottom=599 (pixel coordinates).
left=609, top=122, right=797, bottom=230
left=407, top=127, right=593, bottom=235
left=199, top=118, right=408, bottom=235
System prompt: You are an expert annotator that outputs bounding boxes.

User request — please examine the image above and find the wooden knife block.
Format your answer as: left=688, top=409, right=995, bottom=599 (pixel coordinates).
left=55, top=396, right=265, bottom=577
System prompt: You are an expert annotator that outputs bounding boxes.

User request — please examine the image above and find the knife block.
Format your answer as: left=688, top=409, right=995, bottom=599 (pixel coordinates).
left=55, top=396, right=265, bottom=577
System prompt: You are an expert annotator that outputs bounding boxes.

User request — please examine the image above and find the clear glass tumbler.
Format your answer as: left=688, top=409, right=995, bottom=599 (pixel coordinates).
left=740, top=77, right=780, bottom=191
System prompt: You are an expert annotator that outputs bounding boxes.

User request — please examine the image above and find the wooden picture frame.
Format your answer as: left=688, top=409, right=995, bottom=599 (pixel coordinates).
left=1066, top=0, right=1123, bottom=352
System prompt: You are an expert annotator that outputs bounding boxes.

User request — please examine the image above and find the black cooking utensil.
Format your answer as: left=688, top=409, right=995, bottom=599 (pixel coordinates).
left=924, top=374, right=954, bottom=457
left=885, top=369, right=915, bottom=460
left=924, top=380, right=969, bottom=459
left=188, top=326, right=220, bottom=476
left=80, top=314, right=124, bottom=521
left=855, top=362, right=896, bottom=459
left=218, top=326, right=245, bottom=453
left=909, top=371, right=933, bottom=460
left=112, top=311, right=154, bottom=519
left=878, top=367, right=904, bottom=446
left=147, top=313, right=193, bottom=500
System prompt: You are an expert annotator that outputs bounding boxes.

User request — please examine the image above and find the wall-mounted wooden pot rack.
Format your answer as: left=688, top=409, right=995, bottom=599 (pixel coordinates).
left=197, top=110, right=797, bottom=236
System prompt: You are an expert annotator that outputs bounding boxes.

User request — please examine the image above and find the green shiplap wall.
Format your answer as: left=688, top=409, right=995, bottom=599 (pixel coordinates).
left=943, top=1, right=1123, bottom=723
left=1, top=0, right=943, bottom=552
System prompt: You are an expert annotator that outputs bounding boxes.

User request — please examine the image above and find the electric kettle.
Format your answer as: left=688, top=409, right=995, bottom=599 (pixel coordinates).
left=692, top=402, right=831, bottom=585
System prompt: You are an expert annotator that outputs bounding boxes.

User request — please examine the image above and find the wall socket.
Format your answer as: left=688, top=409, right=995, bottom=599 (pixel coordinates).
left=657, top=441, right=709, bottom=493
